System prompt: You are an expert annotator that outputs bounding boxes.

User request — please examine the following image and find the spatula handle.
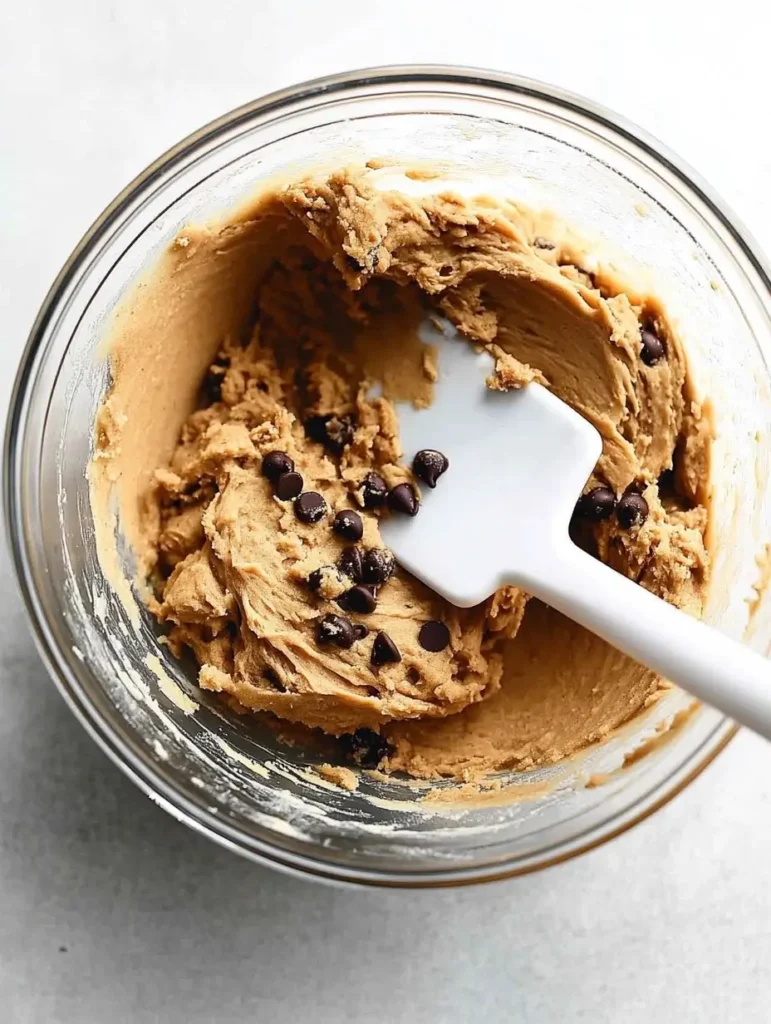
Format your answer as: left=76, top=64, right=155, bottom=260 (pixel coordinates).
left=527, top=544, right=771, bottom=739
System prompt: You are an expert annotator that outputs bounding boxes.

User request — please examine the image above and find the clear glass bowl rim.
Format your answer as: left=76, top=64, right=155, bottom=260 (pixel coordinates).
left=7, top=63, right=764, bottom=888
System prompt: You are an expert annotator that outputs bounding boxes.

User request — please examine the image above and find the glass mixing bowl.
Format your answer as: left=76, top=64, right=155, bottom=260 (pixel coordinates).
left=6, top=67, right=771, bottom=887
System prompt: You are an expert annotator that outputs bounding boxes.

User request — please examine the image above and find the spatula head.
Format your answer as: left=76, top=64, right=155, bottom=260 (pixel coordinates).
left=380, top=320, right=603, bottom=607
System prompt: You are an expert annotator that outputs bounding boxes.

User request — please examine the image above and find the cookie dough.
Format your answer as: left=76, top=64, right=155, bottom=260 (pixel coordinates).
left=93, top=165, right=711, bottom=780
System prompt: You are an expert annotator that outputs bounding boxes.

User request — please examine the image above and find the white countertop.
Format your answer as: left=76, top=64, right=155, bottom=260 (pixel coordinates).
left=2, top=2, right=771, bottom=1021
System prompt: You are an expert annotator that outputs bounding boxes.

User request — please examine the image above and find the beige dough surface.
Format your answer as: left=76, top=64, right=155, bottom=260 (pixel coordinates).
left=92, top=165, right=712, bottom=780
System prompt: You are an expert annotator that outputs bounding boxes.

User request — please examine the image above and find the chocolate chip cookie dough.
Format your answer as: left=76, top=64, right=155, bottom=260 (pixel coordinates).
left=92, top=165, right=712, bottom=780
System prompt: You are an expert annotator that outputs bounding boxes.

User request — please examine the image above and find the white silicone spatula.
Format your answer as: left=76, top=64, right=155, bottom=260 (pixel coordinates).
left=380, top=320, right=771, bottom=740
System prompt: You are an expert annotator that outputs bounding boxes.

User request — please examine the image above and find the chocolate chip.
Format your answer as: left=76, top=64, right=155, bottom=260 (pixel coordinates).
left=413, top=449, right=449, bottom=489
left=624, top=480, right=647, bottom=495
left=362, top=548, right=396, bottom=585
left=262, top=450, right=294, bottom=482
left=338, top=546, right=364, bottom=582
left=340, top=585, right=377, bottom=614
left=640, top=324, right=666, bottom=366
left=295, top=492, right=327, bottom=524
left=333, top=509, right=364, bottom=542
left=418, top=620, right=451, bottom=652
left=360, top=472, right=388, bottom=509
left=340, top=728, right=392, bottom=768
left=371, top=630, right=401, bottom=666
left=304, top=413, right=355, bottom=455
left=616, top=492, right=649, bottom=529
left=354, top=623, right=370, bottom=640
left=533, top=236, right=556, bottom=250
left=275, top=470, right=303, bottom=500
left=388, top=483, right=419, bottom=517
left=366, top=245, right=381, bottom=270
left=325, top=414, right=355, bottom=455
left=576, top=486, right=617, bottom=521
left=315, top=613, right=356, bottom=649
left=307, top=566, right=339, bottom=593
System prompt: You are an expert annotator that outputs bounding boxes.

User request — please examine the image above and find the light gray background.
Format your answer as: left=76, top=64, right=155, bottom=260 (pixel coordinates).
left=2, top=3, right=770, bottom=1021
